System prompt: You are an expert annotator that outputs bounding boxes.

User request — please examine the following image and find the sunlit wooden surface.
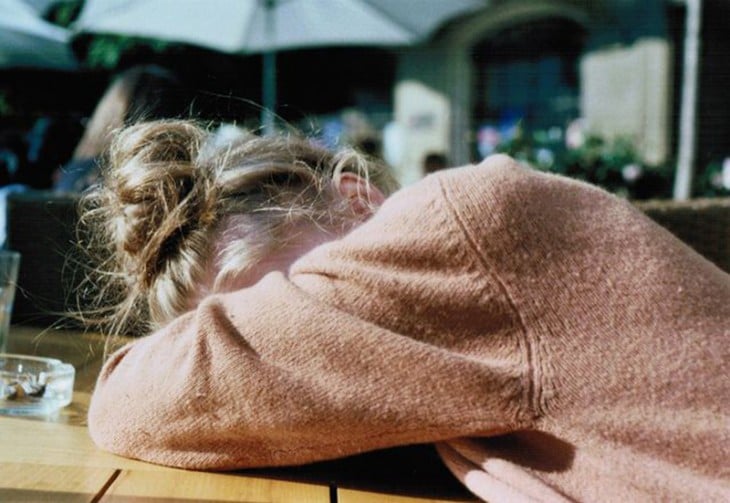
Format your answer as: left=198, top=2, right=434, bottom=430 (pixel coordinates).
left=338, top=488, right=473, bottom=503
left=1, top=325, right=475, bottom=502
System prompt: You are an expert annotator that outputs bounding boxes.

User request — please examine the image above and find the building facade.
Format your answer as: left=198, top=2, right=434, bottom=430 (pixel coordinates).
left=390, top=0, right=727, bottom=194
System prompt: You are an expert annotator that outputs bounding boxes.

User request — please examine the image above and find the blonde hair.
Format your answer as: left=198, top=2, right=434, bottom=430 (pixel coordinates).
left=78, top=119, right=397, bottom=339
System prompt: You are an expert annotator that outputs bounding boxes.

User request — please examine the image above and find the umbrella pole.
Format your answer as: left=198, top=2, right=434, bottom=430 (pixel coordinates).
left=673, top=0, right=702, bottom=200
left=261, top=0, right=276, bottom=135
left=262, top=49, right=276, bottom=135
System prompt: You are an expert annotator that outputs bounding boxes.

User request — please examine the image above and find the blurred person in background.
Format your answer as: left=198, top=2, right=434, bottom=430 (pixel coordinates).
left=422, top=151, right=449, bottom=175
left=0, top=128, right=25, bottom=186
left=54, top=64, right=192, bottom=193
left=23, top=114, right=83, bottom=189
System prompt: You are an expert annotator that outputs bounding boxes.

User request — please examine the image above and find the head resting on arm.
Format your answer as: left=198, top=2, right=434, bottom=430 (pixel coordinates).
left=78, top=119, right=396, bottom=338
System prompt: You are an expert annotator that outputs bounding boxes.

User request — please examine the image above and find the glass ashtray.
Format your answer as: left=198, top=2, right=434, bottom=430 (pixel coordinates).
left=0, top=354, right=75, bottom=416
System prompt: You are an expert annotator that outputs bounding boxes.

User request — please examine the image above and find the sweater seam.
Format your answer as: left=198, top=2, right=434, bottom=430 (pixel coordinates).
left=437, top=177, right=542, bottom=422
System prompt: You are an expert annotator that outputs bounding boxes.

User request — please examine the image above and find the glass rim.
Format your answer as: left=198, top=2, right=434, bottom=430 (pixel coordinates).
left=0, top=353, right=75, bottom=376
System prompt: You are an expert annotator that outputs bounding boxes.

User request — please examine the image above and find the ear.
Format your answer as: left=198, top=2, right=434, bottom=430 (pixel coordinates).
left=335, top=172, right=386, bottom=216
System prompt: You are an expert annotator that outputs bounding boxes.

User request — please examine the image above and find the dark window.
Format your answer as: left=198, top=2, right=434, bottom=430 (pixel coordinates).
left=471, top=18, right=586, bottom=158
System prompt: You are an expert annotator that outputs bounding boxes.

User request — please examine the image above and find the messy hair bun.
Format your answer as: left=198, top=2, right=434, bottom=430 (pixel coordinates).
left=78, top=119, right=396, bottom=340
left=106, top=121, right=213, bottom=286
left=79, top=121, right=217, bottom=336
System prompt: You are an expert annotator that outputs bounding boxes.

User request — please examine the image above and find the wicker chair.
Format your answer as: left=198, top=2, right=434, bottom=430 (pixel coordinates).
left=636, top=198, right=730, bottom=273
left=5, top=191, right=82, bottom=327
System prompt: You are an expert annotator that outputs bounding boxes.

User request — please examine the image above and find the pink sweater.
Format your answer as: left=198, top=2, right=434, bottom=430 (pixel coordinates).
left=89, top=155, right=730, bottom=502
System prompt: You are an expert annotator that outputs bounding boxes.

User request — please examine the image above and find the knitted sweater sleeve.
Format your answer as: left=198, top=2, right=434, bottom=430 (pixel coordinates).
left=87, top=155, right=532, bottom=470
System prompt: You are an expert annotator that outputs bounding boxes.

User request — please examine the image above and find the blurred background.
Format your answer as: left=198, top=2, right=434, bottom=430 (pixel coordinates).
left=2, top=0, right=729, bottom=328
left=0, top=0, right=728, bottom=199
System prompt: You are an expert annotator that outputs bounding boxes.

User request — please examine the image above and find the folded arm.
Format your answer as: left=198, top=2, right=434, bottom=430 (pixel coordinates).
left=88, top=157, right=532, bottom=469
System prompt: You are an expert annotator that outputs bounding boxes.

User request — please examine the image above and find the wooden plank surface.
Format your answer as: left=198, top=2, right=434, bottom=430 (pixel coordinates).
left=0, top=462, right=115, bottom=502
left=0, top=416, right=170, bottom=471
left=338, top=487, right=474, bottom=503
left=102, top=469, right=330, bottom=502
left=1, top=414, right=331, bottom=502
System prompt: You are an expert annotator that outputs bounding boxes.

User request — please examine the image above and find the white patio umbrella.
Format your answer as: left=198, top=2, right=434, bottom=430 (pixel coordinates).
left=0, top=0, right=77, bottom=69
left=73, top=0, right=486, bottom=133
left=21, top=0, right=59, bottom=15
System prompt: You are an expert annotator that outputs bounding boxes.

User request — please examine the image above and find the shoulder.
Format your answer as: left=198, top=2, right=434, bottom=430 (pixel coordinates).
left=431, top=154, right=606, bottom=207
left=366, top=154, right=609, bottom=250
left=379, top=155, right=528, bottom=217
left=429, top=154, right=625, bottom=222
left=418, top=155, right=655, bottom=266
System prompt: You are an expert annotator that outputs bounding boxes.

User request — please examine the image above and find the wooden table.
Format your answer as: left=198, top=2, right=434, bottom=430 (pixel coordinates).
left=2, top=325, right=475, bottom=502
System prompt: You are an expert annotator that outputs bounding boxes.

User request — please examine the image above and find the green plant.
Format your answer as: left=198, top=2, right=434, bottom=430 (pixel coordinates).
left=85, top=36, right=170, bottom=69
left=45, top=0, right=84, bottom=27
left=0, top=92, right=12, bottom=117
left=694, top=160, right=730, bottom=198
left=495, top=126, right=673, bottom=200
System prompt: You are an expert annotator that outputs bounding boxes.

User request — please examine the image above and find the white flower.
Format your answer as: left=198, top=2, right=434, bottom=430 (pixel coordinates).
left=711, top=172, right=723, bottom=189
left=566, top=118, right=587, bottom=149
left=548, top=127, right=563, bottom=142
left=477, top=126, right=501, bottom=159
left=536, top=148, right=555, bottom=168
left=622, top=163, right=642, bottom=182
left=722, top=158, right=730, bottom=190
